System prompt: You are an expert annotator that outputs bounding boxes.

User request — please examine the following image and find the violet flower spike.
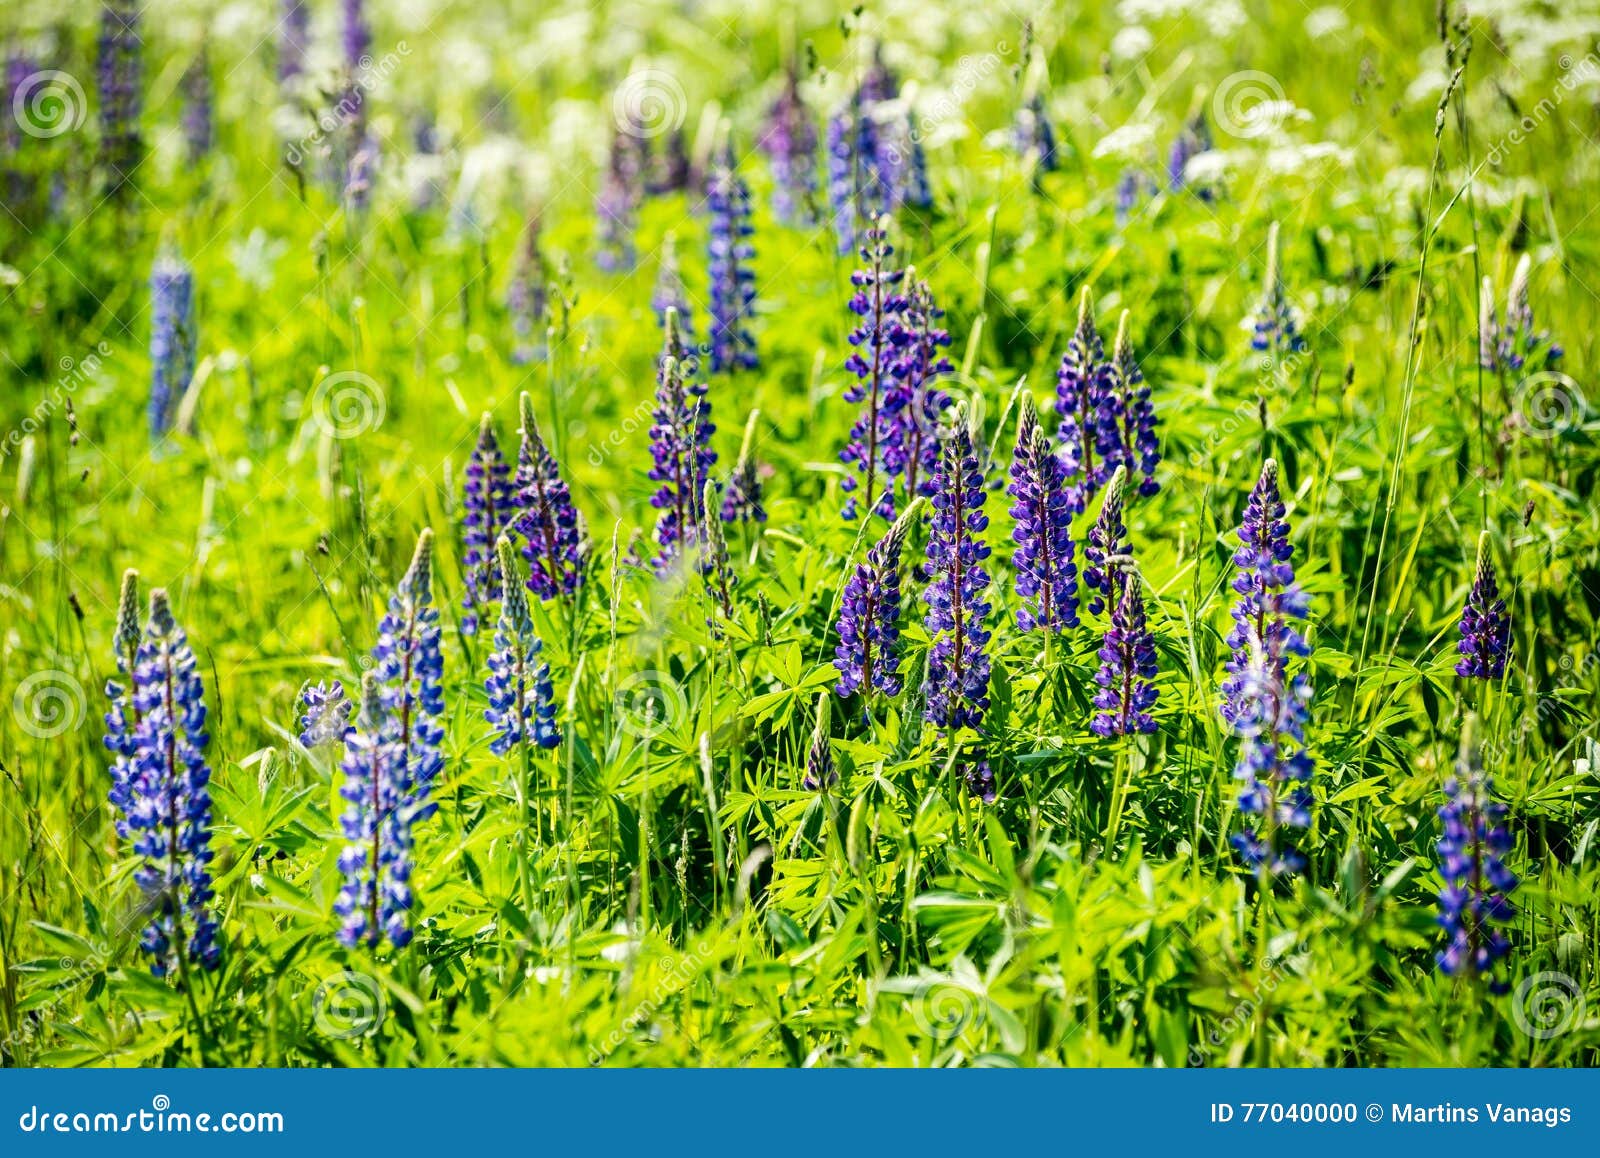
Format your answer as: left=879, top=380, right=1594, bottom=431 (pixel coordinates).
left=760, top=64, right=818, bottom=226
left=1055, top=286, right=1115, bottom=512
left=922, top=421, right=993, bottom=733
left=180, top=44, right=214, bottom=164
left=484, top=538, right=559, bottom=754
left=1248, top=222, right=1307, bottom=358
left=461, top=414, right=515, bottom=634
left=884, top=275, right=952, bottom=501
left=1082, top=466, right=1130, bottom=618
left=149, top=250, right=197, bottom=441
left=803, top=693, right=836, bottom=791
left=706, top=135, right=758, bottom=373
left=507, top=210, right=548, bottom=365
left=834, top=498, right=920, bottom=701
left=97, top=0, right=143, bottom=194
left=647, top=327, right=717, bottom=572
left=838, top=219, right=907, bottom=522
left=1456, top=531, right=1510, bottom=680
left=124, top=590, right=222, bottom=974
left=104, top=568, right=142, bottom=839
left=596, top=129, right=641, bottom=272
left=1090, top=570, right=1159, bottom=737
left=299, top=680, right=354, bottom=749
left=1007, top=394, right=1079, bottom=634
left=279, top=1, right=311, bottom=84
left=1435, top=716, right=1518, bottom=992
left=513, top=393, right=585, bottom=599
left=1102, top=312, right=1162, bottom=498
left=333, top=672, right=414, bottom=949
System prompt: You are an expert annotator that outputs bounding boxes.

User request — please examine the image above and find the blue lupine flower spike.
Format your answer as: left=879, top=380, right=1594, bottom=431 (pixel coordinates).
left=149, top=249, right=197, bottom=440
left=1436, top=714, right=1518, bottom=992
left=834, top=497, right=921, bottom=701
left=1248, top=221, right=1307, bottom=359
left=839, top=217, right=907, bottom=522
left=1457, top=531, right=1510, bottom=680
left=1106, top=311, right=1161, bottom=498
left=720, top=409, right=766, bottom=525
left=1007, top=392, right=1079, bottom=635
left=299, top=680, right=353, bottom=749
left=1090, top=568, right=1159, bottom=737
left=1082, top=465, right=1130, bottom=617
left=1055, top=286, right=1115, bottom=513
left=460, top=413, right=514, bottom=634
left=803, top=692, right=836, bottom=791
left=706, top=131, right=758, bottom=373
left=1221, top=458, right=1315, bottom=876
left=922, top=417, right=993, bottom=733
left=647, top=333, right=718, bottom=572
left=104, top=568, right=142, bottom=838
left=514, top=392, right=585, bottom=600
left=484, top=537, right=559, bottom=755
left=124, top=589, right=222, bottom=975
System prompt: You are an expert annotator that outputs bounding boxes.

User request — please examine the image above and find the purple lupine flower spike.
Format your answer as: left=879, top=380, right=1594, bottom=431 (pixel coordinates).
left=1082, top=466, right=1130, bottom=617
left=97, top=0, right=143, bottom=194
left=1436, top=716, right=1518, bottom=992
left=1248, top=222, right=1307, bottom=357
left=922, top=419, right=993, bottom=732
left=1221, top=459, right=1314, bottom=875
left=825, top=83, right=891, bottom=255
left=1014, top=84, right=1058, bottom=175
left=104, top=569, right=142, bottom=839
left=485, top=538, right=559, bottom=754
left=299, top=680, right=353, bottom=749
left=341, top=531, right=444, bottom=949
left=1103, top=311, right=1161, bottom=498
left=652, top=230, right=695, bottom=341
left=1055, top=286, right=1115, bottom=513
left=706, top=134, right=758, bottom=373
left=460, top=414, right=514, bottom=634
left=1091, top=570, right=1159, bottom=737
left=125, top=589, right=222, bottom=974
left=834, top=498, right=920, bottom=700
left=1492, top=254, right=1564, bottom=373
left=181, top=44, right=213, bottom=164
left=803, top=694, right=835, bottom=791
left=839, top=218, right=907, bottom=522
left=760, top=63, right=818, bottom=225
left=596, top=129, right=641, bottom=272
left=334, top=672, right=409, bottom=948
left=149, top=249, right=197, bottom=440
left=647, top=128, right=691, bottom=195
left=513, top=393, right=585, bottom=599
left=1007, top=394, right=1079, bottom=634
left=507, top=210, right=548, bottom=365
left=1167, top=113, right=1212, bottom=194
left=279, top=0, right=311, bottom=84
left=648, top=321, right=718, bottom=572
left=1457, top=531, right=1510, bottom=679
left=341, top=0, right=372, bottom=71
left=884, top=276, right=952, bottom=501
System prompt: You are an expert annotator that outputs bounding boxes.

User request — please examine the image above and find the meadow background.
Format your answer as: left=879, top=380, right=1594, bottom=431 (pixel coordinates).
left=1, top=0, right=1598, bottom=1067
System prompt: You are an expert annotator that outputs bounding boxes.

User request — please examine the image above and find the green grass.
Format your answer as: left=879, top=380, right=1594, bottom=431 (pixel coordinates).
left=0, top=0, right=1597, bottom=1067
